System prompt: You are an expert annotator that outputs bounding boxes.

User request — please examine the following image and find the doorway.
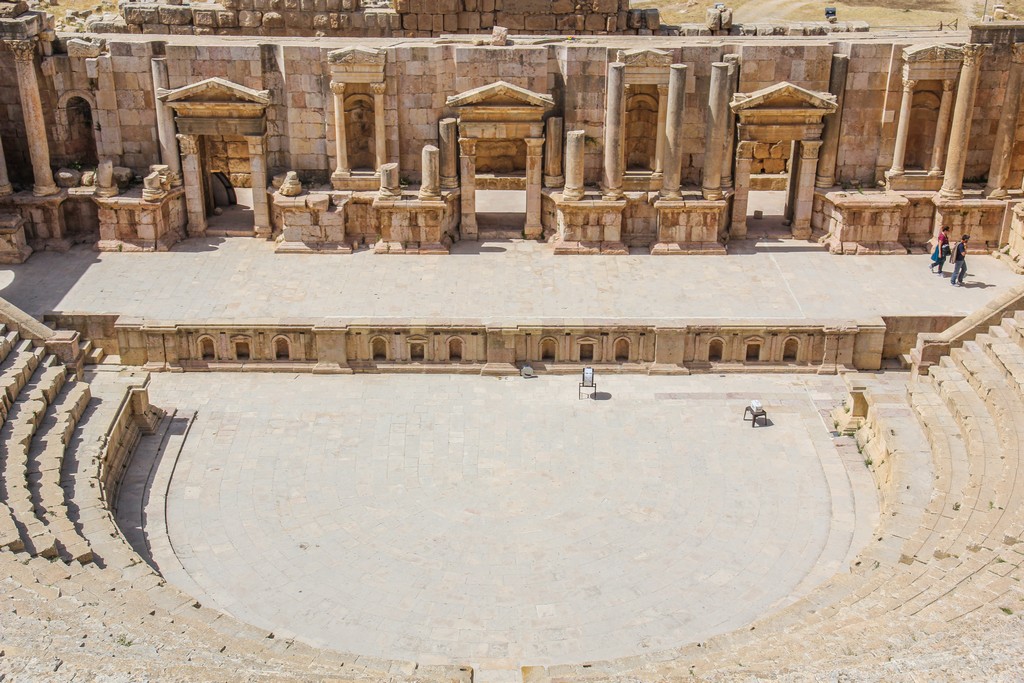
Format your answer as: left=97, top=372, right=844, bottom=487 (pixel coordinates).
left=203, top=135, right=255, bottom=235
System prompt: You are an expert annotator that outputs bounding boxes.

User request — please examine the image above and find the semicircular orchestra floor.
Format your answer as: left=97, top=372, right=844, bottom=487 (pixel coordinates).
left=136, top=373, right=878, bottom=668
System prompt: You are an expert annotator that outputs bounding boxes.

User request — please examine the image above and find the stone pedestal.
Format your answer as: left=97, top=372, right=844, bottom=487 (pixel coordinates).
left=373, top=192, right=458, bottom=254
left=932, top=195, right=1005, bottom=252
left=550, top=191, right=628, bottom=255
left=3, top=190, right=69, bottom=252
left=814, top=190, right=909, bottom=255
left=273, top=191, right=352, bottom=254
left=1003, top=203, right=1024, bottom=273
left=95, top=187, right=187, bottom=252
left=0, top=213, right=32, bottom=264
left=651, top=196, right=729, bottom=255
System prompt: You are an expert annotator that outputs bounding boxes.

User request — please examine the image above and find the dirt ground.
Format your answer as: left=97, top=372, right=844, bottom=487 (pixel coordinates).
left=633, top=0, right=1024, bottom=28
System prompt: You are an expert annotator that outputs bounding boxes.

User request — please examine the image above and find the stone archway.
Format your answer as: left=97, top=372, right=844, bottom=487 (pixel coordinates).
left=158, top=78, right=271, bottom=238
left=445, top=81, right=554, bottom=240
left=729, top=82, right=837, bottom=240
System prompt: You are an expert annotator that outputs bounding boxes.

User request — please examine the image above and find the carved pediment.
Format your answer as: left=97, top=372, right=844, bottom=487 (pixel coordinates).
left=328, top=46, right=387, bottom=66
left=157, top=77, right=270, bottom=105
left=903, top=43, right=964, bottom=64
left=446, top=81, right=555, bottom=109
left=615, top=48, right=673, bottom=68
left=730, top=82, right=837, bottom=113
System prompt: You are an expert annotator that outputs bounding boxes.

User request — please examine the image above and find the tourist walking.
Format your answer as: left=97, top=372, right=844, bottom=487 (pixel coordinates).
left=950, top=235, right=969, bottom=286
left=930, top=226, right=951, bottom=274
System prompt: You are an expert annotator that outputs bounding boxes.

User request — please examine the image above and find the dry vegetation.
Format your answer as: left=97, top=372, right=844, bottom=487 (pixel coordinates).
left=634, top=0, right=1024, bottom=28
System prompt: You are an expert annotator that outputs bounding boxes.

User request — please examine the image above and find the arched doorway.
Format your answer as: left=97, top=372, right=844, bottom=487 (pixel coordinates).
left=63, top=95, right=98, bottom=167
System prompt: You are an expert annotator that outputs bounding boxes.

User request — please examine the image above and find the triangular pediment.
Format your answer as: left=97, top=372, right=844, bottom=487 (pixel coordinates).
left=446, top=81, right=555, bottom=109
left=730, top=82, right=837, bottom=113
left=157, top=77, right=271, bottom=105
left=903, top=43, right=963, bottom=64
left=328, top=46, right=387, bottom=65
left=615, top=48, right=673, bottom=68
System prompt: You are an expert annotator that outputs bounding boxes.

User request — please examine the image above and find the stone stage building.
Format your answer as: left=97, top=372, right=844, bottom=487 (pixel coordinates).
left=3, top=3, right=1024, bottom=263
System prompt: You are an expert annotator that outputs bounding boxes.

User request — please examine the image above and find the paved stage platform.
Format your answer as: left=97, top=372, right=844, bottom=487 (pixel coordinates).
left=1, top=237, right=1020, bottom=323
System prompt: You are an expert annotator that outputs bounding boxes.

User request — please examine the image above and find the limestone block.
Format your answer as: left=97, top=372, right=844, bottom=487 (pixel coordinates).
left=238, top=10, right=262, bottom=27
left=192, top=8, right=216, bottom=26
left=262, top=11, right=284, bottom=27
left=55, top=168, right=82, bottom=188
left=158, top=5, right=193, bottom=24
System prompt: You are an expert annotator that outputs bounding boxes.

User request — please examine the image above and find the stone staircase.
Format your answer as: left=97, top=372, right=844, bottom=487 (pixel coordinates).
left=0, top=319, right=473, bottom=681
left=525, top=310, right=1024, bottom=680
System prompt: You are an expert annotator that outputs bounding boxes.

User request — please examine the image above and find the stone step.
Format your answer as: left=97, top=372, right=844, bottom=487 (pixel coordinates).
left=0, top=340, right=44, bottom=417
left=975, top=332, right=1024, bottom=404
left=0, top=327, right=18, bottom=366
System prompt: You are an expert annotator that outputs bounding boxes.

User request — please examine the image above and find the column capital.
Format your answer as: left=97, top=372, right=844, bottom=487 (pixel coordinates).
left=246, top=135, right=265, bottom=154
left=736, top=140, right=755, bottom=159
left=6, top=39, right=36, bottom=62
left=942, top=78, right=955, bottom=92
left=330, top=80, right=346, bottom=96
left=961, top=43, right=987, bottom=66
left=371, top=81, right=387, bottom=95
left=902, top=78, right=917, bottom=92
left=657, top=83, right=669, bottom=96
left=176, top=134, right=199, bottom=155
left=800, top=139, right=824, bottom=160
left=1013, top=44, right=1024, bottom=64
left=525, top=137, right=545, bottom=153
left=458, top=137, right=477, bottom=155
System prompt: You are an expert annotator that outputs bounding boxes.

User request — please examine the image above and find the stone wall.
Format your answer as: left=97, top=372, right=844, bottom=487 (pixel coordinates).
left=114, top=0, right=659, bottom=37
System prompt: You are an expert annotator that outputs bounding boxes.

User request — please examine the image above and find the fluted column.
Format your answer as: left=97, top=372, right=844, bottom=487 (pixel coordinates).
left=940, top=44, right=986, bottom=200
left=563, top=130, right=586, bottom=201
left=986, top=45, right=1024, bottom=198
left=660, top=64, right=687, bottom=200
left=330, top=81, right=350, bottom=184
left=439, top=118, right=459, bottom=189
left=525, top=137, right=545, bottom=239
left=459, top=137, right=477, bottom=239
left=7, top=39, right=57, bottom=196
left=654, top=83, right=669, bottom=177
left=247, top=135, right=271, bottom=238
left=371, top=81, right=387, bottom=173
left=887, top=77, right=916, bottom=177
left=815, top=53, right=849, bottom=188
left=543, top=116, right=564, bottom=188
left=703, top=62, right=731, bottom=200
left=602, top=62, right=626, bottom=199
left=0, top=136, right=11, bottom=195
left=177, top=134, right=207, bottom=237
left=151, top=58, right=181, bottom=186
left=929, top=79, right=955, bottom=176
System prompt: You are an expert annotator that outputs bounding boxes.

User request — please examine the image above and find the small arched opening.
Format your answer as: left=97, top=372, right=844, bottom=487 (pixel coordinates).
left=344, top=94, right=376, bottom=172
left=274, top=336, right=291, bottom=361
left=198, top=336, right=215, bottom=361
left=746, top=341, right=762, bottom=362
left=708, top=338, right=724, bottom=363
left=410, top=341, right=425, bottom=361
left=614, top=338, right=630, bottom=363
left=448, top=337, right=463, bottom=362
left=624, top=89, right=659, bottom=172
left=579, top=342, right=595, bottom=363
left=783, top=337, right=800, bottom=363
left=371, top=337, right=388, bottom=361
left=235, top=340, right=251, bottom=361
left=64, top=95, right=98, bottom=167
left=540, top=338, right=557, bottom=362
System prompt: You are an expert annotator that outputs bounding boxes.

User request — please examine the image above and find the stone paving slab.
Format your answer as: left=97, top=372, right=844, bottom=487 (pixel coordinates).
left=140, top=371, right=879, bottom=669
left=0, top=238, right=1019, bottom=323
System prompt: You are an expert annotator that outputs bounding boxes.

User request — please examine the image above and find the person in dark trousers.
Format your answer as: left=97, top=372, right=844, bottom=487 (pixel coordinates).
left=950, top=235, right=969, bottom=286
left=930, top=225, right=951, bottom=274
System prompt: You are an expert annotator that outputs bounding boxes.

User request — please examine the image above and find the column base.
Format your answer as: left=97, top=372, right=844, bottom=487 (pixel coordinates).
left=441, top=177, right=459, bottom=190
left=701, top=187, right=724, bottom=201
left=524, top=222, right=543, bottom=240
left=330, top=170, right=352, bottom=190
left=543, top=174, right=565, bottom=188
left=33, top=183, right=59, bottom=197
left=986, top=187, right=1010, bottom=200
left=938, top=187, right=964, bottom=201
left=814, top=175, right=835, bottom=189
left=0, top=183, right=12, bottom=196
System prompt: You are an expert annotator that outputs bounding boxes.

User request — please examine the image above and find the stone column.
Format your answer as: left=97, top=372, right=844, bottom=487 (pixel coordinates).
left=730, top=141, right=754, bottom=239
left=372, top=81, right=387, bottom=173
left=929, top=79, right=955, bottom=176
left=7, top=40, right=57, bottom=197
left=0, top=136, right=11, bottom=195
left=176, top=134, right=207, bottom=237
left=940, top=44, right=986, bottom=200
left=543, top=116, right=564, bottom=188
left=602, top=62, right=626, bottom=200
left=439, top=118, right=459, bottom=189
left=330, top=81, right=350, bottom=185
left=815, top=53, right=849, bottom=188
left=419, top=145, right=440, bottom=200
left=703, top=62, right=731, bottom=200
left=661, top=64, right=687, bottom=200
left=151, top=58, right=182, bottom=187
left=525, top=137, right=545, bottom=239
left=459, top=137, right=477, bottom=239
left=563, top=130, right=586, bottom=201
left=888, top=77, right=916, bottom=177
left=722, top=54, right=740, bottom=190
left=248, top=136, right=271, bottom=238
left=793, top=140, right=822, bottom=238
left=654, top=84, right=669, bottom=178
left=986, top=45, right=1024, bottom=198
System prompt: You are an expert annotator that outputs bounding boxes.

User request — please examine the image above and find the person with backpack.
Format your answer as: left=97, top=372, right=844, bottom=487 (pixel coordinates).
left=930, top=226, right=951, bottom=275
left=950, top=235, right=969, bottom=286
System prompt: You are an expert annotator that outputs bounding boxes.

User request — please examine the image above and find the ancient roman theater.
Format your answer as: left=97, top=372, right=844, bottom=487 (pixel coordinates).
left=2, top=0, right=1024, bottom=679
